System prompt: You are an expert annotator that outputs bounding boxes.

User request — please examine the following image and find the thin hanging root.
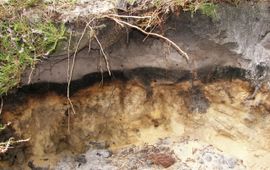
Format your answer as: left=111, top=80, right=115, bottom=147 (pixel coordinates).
left=94, top=35, right=111, bottom=76
left=108, top=14, right=152, bottom=19
left=67, top=31, right=76, bottom=115
left=28, top=66, right=34, bottom=84
left=88, top=25, right=111, bottom=76
left=67, top=109, right=71, bottom=134
left=66, top=31, right=75, bottom=131
left=66, top=18, right=96, bottom=114
left=105, top=15, right=190, bottom=62
left=246, top=83, right=261, bottom=100
left=98, top=53, right=104, bottom=86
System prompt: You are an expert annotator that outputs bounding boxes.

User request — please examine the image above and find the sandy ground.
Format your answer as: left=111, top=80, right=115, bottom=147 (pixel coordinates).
left=55, top=137, right=246, bottom=170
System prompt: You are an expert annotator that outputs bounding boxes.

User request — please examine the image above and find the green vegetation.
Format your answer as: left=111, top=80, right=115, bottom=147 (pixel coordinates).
left=192, top=2, right=217, bottom=19
left=151, top=0, right=217, bottom=19
left=11, top=0, right=41, bottom=7
left=0, top=16, right=66, bottom=95
left=126, top=0, right=137, bottom=4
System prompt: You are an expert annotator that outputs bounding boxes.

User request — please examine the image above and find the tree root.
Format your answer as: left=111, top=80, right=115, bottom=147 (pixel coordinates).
left=105, top=14, right=190, bottom=62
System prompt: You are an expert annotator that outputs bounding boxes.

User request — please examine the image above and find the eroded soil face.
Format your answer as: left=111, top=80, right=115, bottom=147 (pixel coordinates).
left=1, top=78, right=270, bottom=169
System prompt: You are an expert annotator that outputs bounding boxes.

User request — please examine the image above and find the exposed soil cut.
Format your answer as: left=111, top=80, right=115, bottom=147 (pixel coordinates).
left=1, top=68, right=270, bottom=169
left=0, top=1, right=270, bottom=170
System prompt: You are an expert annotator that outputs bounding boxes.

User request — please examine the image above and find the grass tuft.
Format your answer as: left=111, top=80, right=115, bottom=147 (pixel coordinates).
left=198, top=2, right=217, bottom=19
left=0, top=20, right=66, bottom=94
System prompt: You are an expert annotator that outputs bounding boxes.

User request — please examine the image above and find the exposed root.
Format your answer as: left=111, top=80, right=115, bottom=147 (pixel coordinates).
left=98, top=53, right=104, bottom=86
left=66, top=18, right=96, bottom=114
left=67, top=31, right=73, bottom=133
left=246, top=83, right=261, bottom=100
left=66, top=17, right=113, bottom=114
left=27, top=66, right=34, bottom=84
left=105, top=15, right=189, bottom=62
left=0, top=137, right=30, bottom=154
left=88, top=25, right=111, bottom=76
left=94, top=35, right=111, bottom=76
left=142, top=20, right=159, bottom=42
left=108, top=14, right=152, bottom=19
left=67, top=109, right=71, bottom=134
left=67, top=30, right=76, bottom=115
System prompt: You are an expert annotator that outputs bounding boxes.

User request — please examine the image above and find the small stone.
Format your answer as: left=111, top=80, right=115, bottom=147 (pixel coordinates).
left=148, top=153, right=176, bottom=168
left=96, top=149, right=112, bottom=158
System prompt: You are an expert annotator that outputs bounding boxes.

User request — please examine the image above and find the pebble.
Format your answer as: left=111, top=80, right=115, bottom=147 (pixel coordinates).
left=96, top=149, right=112, bottom=158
